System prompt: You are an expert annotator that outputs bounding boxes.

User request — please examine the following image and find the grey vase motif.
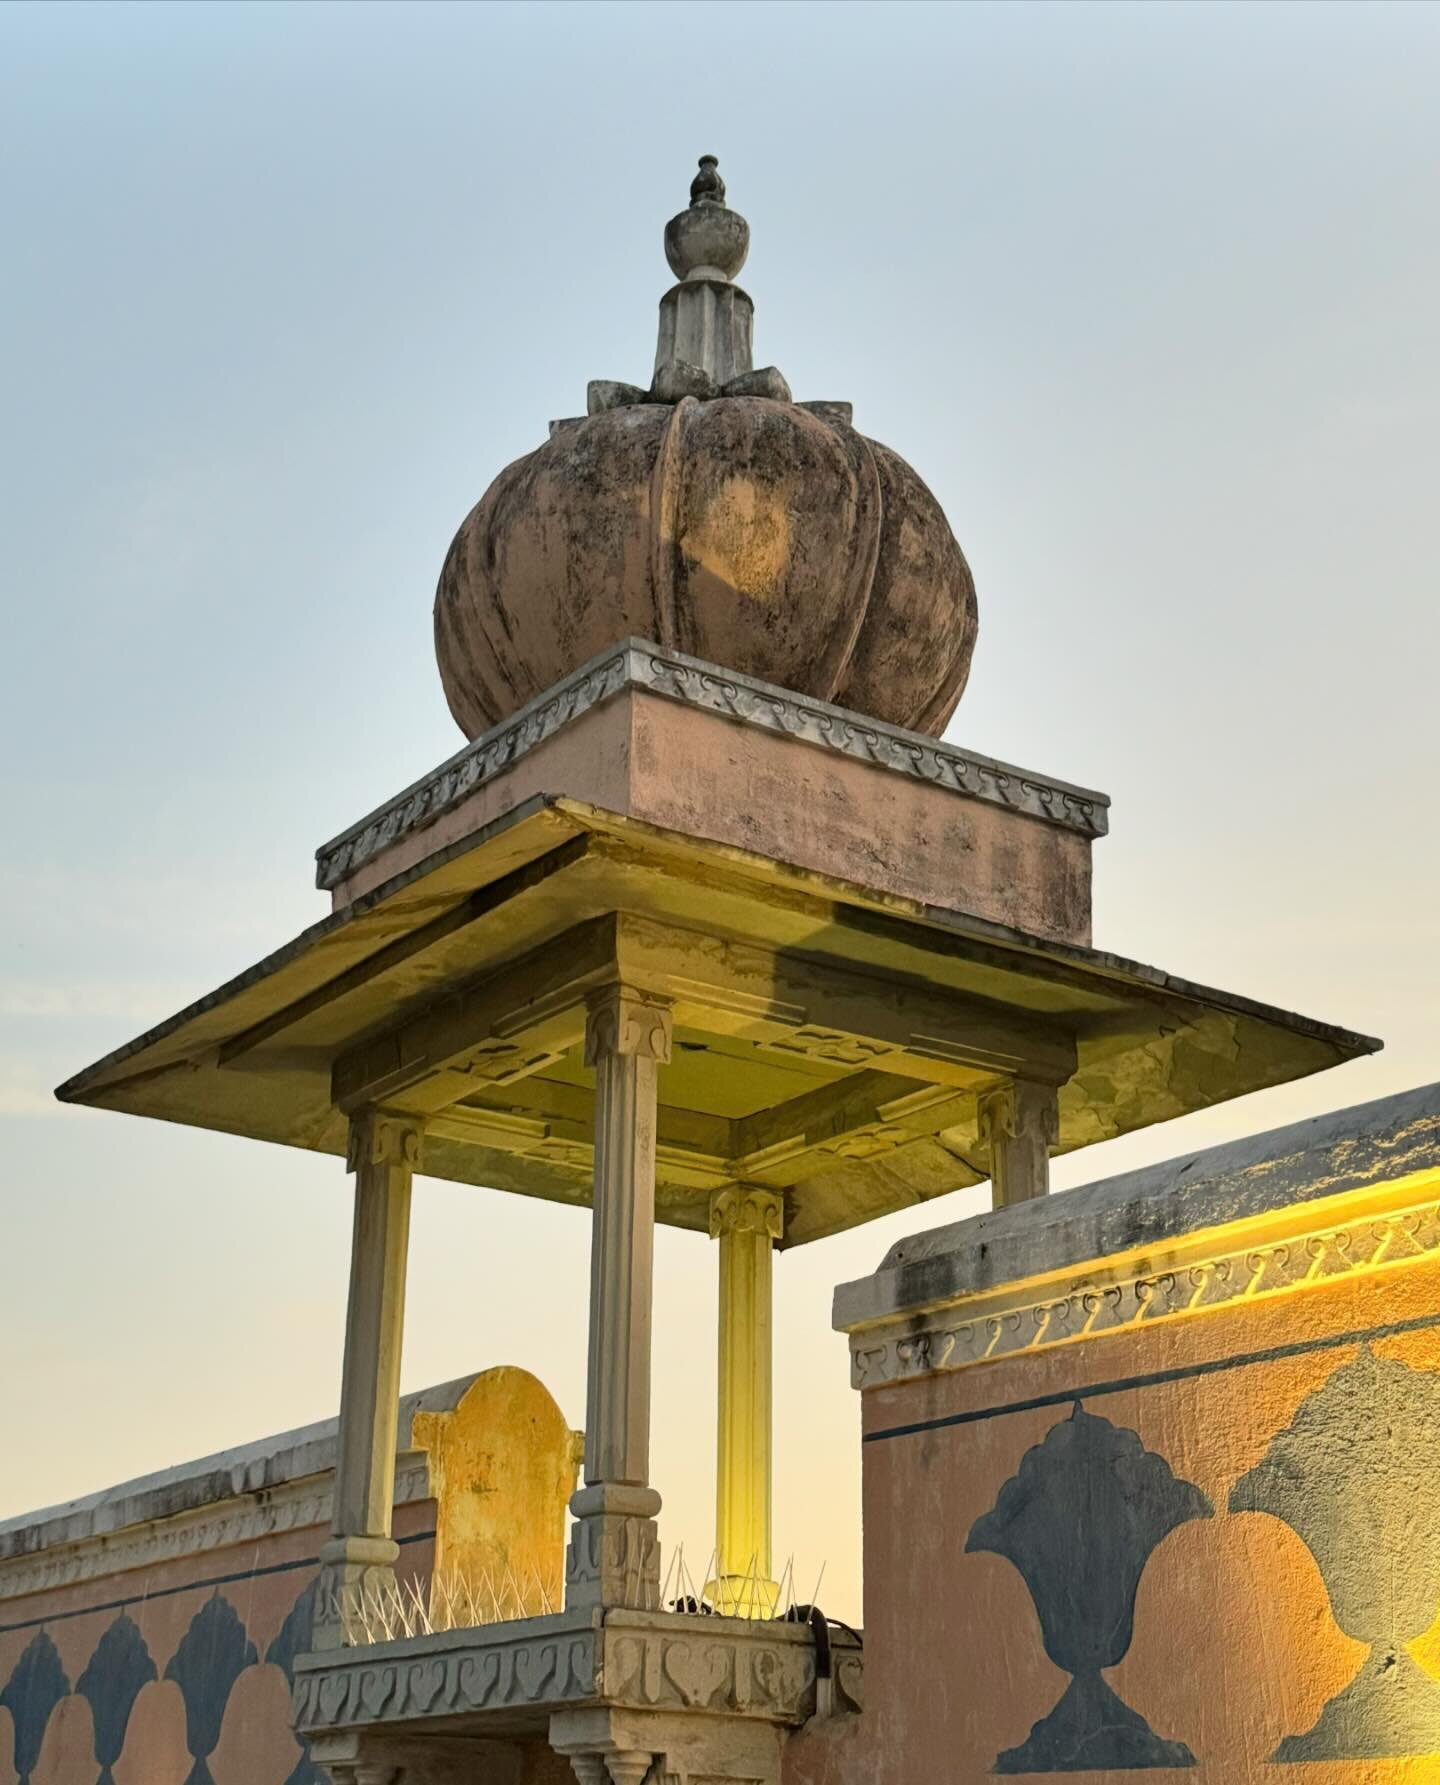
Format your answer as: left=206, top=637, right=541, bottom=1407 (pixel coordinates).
left=967, top=1403, right=1213, bottom=1772
left=1229, top=1343, right=1440, bottom=1760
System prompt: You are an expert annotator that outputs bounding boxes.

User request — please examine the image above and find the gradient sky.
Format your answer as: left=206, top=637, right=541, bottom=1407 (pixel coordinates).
left=3, top=1, right=1437, bottom=1621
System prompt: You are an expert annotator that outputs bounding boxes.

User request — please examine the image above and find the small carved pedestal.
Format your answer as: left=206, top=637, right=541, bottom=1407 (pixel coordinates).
left=294, top=1606, right=861, bottom=1785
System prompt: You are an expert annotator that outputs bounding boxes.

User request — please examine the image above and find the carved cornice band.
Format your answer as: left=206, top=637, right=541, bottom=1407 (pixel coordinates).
left=848, top=1192, right=1440, bottom=1389
left=315, top=641, right=1110, bottom=891
left=0, top=1460, right=431, bottom=1602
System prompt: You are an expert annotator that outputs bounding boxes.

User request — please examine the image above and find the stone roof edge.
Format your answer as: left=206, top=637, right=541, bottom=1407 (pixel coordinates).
left=313, top=639, right=1112, bottom=891
left=833, top=1080, right=1440, bottom=1333
left=0, top=1372, right=481, bottom=1564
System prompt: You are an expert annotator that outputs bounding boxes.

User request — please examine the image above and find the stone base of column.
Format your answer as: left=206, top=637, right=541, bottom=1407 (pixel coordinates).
left=313, top=1534, right=401, bottom=1650
left=565, top=1483, right=662, bottom=1612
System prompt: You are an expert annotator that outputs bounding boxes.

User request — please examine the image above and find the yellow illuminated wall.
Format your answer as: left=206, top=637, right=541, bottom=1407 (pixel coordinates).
left=788, top=1168, right=1440, bottom=1784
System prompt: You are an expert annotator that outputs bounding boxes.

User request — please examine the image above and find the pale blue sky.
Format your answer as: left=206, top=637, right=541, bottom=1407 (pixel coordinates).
left=3, top=1, right=1437, bottom=1617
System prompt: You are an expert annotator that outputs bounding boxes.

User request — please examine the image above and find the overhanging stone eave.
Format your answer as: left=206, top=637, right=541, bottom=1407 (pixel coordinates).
left=53, top=793, right=1378, bottom=1249
left=53, top=795, right=585, bottom=1105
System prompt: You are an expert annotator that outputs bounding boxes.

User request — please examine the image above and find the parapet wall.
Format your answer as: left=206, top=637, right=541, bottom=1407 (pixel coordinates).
left=0, top=1367, right=578, bottom=1785
left=811, top=1082, right=1440, bottom=1785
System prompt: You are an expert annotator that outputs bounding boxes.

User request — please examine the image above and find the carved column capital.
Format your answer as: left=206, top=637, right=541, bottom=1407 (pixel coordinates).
left=709, top=1184, right=784, bottom=1242
left=978, top=1077, right=1060, bottom=1148
left=708, top=1189, right=783, bottom=1273
left=345, top=1110, right=423, bottom=1174
left=585, top=987, right=673, bottom=1066
left=978, top=1077, right=1059, bottom=1207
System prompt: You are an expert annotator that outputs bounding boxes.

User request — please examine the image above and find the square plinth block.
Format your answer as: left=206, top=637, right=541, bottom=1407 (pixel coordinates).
left=58, top=645, right=1377, bottom=1246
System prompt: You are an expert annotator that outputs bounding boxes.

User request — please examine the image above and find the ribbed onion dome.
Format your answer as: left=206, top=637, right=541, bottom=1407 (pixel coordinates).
left=435, top=157, right=977, bottom=740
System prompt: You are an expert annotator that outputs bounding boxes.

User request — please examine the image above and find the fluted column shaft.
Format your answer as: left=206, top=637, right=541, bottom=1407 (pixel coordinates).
left=566, top=986, right=673, bottom=1611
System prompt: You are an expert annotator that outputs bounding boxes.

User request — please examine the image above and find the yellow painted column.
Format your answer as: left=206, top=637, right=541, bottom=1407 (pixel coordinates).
left=708, top=1184, right=784, bottom=1617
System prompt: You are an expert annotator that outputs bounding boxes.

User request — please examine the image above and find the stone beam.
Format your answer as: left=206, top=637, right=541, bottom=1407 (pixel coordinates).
left=731, top=1071, right=970, bottom=1185
left=443, top=1079, right=733, bottom=1192
left=610, top=913, right=1078, bottom=1089
left=330, top=916, right=620, bottom=1116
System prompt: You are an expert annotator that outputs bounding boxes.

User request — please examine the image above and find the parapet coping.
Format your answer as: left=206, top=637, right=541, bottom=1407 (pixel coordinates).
left=314, top=639, right=1111, bottom=891
left=0, top=1373, right=481, bottom=1564
left=833, top=1080, right=1440, bottom=1334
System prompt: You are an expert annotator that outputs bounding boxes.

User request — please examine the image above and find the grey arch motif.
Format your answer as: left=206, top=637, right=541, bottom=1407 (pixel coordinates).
left=76, top=1611, right=158, bottom=1785
left=966, top=1402, right=1212, bottom=1772
left=0, top=1629, right=71, bottom=1785
left=163, top=1592, right=258, bottom=1785
left=266, top=1579, right=326, bottom=1785
left=1230, top=1343, right=1440, bottom=1761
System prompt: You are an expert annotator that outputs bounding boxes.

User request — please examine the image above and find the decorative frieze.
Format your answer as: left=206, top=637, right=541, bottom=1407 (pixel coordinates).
left=849, top=1193, right=1440, bottom=1388
left=293, top=1610, right=857, bottom=1737
left=293, top=1620, right=598, bottom=1732
left=314, top=641, right=1109, bottom=890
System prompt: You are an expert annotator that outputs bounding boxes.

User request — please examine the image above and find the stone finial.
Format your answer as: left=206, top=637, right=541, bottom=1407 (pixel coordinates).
left=691, top=152, right=725, bottom=204
left=665, top=155, right=749, bottom=283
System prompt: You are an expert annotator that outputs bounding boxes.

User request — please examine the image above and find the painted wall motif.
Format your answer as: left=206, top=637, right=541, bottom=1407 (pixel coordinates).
left=785, top=1228, right=1440, bottom=1785
left=0, top=1366, right=580, bottom=1785
left=0, top=1504, right=432, bottom=1785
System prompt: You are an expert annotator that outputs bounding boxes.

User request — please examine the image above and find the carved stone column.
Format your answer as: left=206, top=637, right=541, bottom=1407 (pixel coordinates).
left=978, top=1078, right=1059, bottom=1208
left=566, top=987, right=673, bottom=1612
left=707, top=1185, right=783, bottom=1617
left=315, top=1111, right=420, bottom=1648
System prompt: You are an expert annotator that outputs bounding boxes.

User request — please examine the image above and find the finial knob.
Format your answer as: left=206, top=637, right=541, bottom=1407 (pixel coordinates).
left=691, top=154, right=725, bottom=206
left=665, top=154, right=749, bottom=283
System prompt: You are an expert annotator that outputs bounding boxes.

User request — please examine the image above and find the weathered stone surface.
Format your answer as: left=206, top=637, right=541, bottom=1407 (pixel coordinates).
left=435, top=157, right=978, bottom=741
left=835, top=1080, right=1438, bottom=1337
left=649, top=358, right=718, bottom=403
left=722, top=365, right=791, bottom=402
left=434, top=401, right=977, bottom=740
left=587, top=381, right=650, bottom=416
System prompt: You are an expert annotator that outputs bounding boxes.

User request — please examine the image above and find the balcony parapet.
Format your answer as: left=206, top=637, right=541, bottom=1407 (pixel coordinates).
left=294, top=1604, right=861, bottom=1780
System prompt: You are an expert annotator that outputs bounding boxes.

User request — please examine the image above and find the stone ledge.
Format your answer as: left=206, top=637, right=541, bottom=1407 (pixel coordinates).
left=0, top=1373, right=483, bottom=1575
left=833, top=1081, right=1440, bottom=1339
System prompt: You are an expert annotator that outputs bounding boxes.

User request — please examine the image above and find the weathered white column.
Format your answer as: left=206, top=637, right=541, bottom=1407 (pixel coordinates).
left=314, top=1111, right=419, bottom=1648
left=565, top=986, right=673, bottom=1611
left=707, top=1185, right=783, bottom=1617
left=978, top=1078, right=1060, bottom=1208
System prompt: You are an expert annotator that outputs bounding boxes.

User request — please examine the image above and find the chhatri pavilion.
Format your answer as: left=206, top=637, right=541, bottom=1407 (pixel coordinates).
left=29, top=159, right=1432, bottom=1785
